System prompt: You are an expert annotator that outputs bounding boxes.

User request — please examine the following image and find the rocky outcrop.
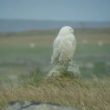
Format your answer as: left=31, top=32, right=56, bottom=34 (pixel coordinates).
left=3, top=101, right=80, bottom=110
left=47, top=62, right=80, bottom=78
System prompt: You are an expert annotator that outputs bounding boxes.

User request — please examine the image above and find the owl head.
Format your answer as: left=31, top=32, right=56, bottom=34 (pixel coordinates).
left=58, top=26, right=74, bottom=36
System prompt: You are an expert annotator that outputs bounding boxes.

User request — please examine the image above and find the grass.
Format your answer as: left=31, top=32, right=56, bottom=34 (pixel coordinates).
left=0, top=74, right=110, bottom=110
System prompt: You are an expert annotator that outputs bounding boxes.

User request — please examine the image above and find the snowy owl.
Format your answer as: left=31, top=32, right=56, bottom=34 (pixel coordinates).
left=51, top=26, right=76, bottom=65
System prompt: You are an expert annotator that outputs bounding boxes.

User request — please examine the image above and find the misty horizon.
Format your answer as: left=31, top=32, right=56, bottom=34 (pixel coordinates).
left=0, top=19, right=110, bottom=32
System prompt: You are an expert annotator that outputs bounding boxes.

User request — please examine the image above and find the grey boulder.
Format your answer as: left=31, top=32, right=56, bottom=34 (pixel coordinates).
left=3, top=101, right=80, bottom=110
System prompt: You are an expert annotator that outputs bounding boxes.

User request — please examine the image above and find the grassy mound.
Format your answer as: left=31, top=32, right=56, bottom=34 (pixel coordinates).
left=0, top=73, right=110, bottom=110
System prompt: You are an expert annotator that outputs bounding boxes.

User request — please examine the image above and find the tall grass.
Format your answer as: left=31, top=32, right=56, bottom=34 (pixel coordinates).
left=0, top=73, right=110, bottom=110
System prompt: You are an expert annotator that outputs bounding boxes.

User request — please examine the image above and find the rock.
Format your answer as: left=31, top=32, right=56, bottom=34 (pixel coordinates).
left=47, top=62, right=80, bottom=78
left=67, top=62, right=80, bottom=78
left=47, top=64, right=66, bottom=78
left=3, top=101, right=80, bottom=110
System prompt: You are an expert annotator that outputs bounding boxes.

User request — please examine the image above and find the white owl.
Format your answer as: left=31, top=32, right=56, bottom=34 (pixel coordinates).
left=51, top=26, right=76, bottom=65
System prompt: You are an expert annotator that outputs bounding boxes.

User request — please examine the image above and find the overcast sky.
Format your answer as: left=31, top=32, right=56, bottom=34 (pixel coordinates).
left=0, top=0, right=110, bottom=21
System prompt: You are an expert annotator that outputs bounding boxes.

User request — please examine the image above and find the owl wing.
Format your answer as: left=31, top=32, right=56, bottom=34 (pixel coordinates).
left=51, top=37, right=62, bottom=64
left=59, top=34, right=76, bottom=64
left=51, top=34, right=76, bottom=65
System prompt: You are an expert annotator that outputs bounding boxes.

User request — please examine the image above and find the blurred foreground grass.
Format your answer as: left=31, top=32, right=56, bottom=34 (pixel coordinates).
left=0, top=73, right=110, bottom=110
